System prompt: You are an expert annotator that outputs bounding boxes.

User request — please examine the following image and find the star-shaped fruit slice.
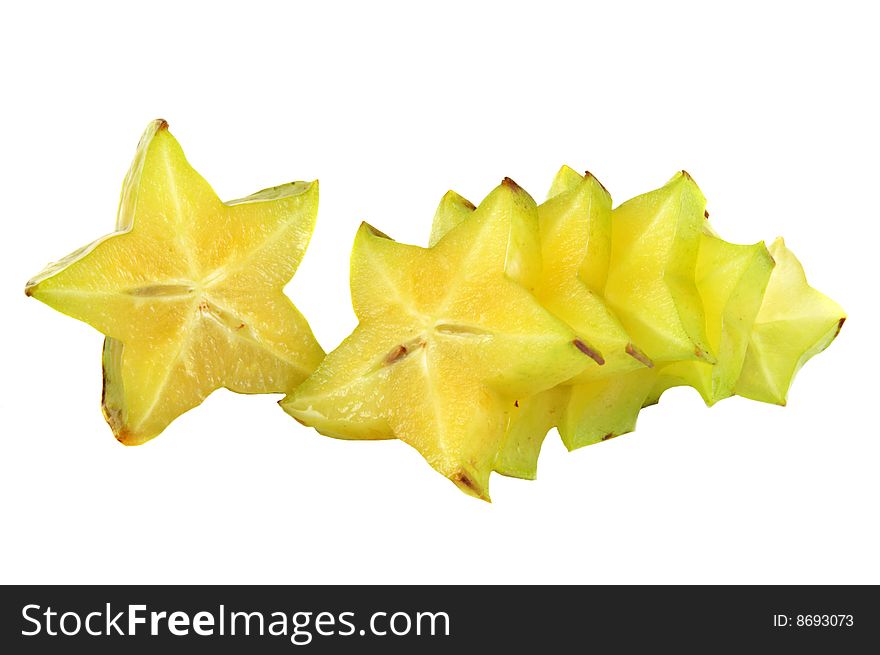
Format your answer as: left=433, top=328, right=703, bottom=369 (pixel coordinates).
left=281, top=179, right=595, bottom=499
left=26, top=119, right=324, bottom=444
left=645, top=232, right=775, bottom=406
left=605, top=172, right=716, bottom=364
left=734, top=238, right=845, bottom=405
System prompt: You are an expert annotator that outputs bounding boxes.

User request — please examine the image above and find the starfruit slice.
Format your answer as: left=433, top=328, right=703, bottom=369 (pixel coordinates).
left=646, top=233, right=775, bottom=406
left=734, top=238, right=846, bottom=405
left=26, top=119, right=324, bottom=443
left=282, top=179, right=596, bottom=500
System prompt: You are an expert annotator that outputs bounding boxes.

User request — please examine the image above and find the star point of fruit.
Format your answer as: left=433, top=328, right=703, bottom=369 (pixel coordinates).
left=27, top=126, right=848, bottom=500
left=26, top=119, right=324, bottom=444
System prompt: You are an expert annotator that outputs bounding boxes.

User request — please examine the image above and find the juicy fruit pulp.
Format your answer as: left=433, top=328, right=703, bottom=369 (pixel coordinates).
left=26, top=120, right=324, bottom=443
left=281, top=179, right=600, bottom=500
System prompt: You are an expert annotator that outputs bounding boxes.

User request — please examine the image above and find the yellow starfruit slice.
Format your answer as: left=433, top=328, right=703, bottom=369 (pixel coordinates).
left=282, top=179, right=597, bottom=500
left=26, top=119, right=324, bottom=444
left=734, top=238, right=846, bottom=405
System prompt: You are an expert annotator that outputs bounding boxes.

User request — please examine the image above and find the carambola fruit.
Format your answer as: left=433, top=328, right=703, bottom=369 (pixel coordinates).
left=280, top=179, right=601, bottom=499
left=26, top=120, right=324, bottom=443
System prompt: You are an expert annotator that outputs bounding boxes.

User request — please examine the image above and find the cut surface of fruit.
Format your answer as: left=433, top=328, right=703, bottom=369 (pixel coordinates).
left=604, top=172, right=715, bottom=365
left=282, top=180, right=596, bottom=500
left=26, top=119, right=324, bottom=444
left=646, top=235, right=775, bottom=405
left=735, top=238, right=846, bottom=405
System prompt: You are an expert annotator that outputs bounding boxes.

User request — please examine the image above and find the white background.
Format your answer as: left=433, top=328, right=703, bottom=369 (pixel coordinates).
left=1, top=1, right=877, bottom=584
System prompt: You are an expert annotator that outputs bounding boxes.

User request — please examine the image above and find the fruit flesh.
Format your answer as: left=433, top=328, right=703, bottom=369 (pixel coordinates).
left=548, top=173, right=720, bottom=449
left=429, top=168, right=643, bottom=378
left=605, top=172, right=715, bottom=365
left=430, top=171, right=829, bottom=473
left=282, top=180, right=597, bottom=500
left=429, top=191, right=476, bottom=248
left=495, top=387, right=568, bottom=480
left=735, top=238, right=846, bottom=405
left=501, top=173, right=718, bottom=455
left=645, top=234, right=775, bottom=406
left=27, top=125, right=848, bottom=499
left=428, top=167, right=655, bottom=474
left=560, top=368, right=660, bottom=449
left=548, top=165, right=612, bottom=294
left=535, top=169, right=649, bottom=381
left=26, top=120, right=324, bottom=443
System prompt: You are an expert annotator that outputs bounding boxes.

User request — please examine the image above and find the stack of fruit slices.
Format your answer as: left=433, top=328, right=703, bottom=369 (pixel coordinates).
left=26, top=121, right=845, bottom=501
left=282, top=167, right=845, bottom=500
